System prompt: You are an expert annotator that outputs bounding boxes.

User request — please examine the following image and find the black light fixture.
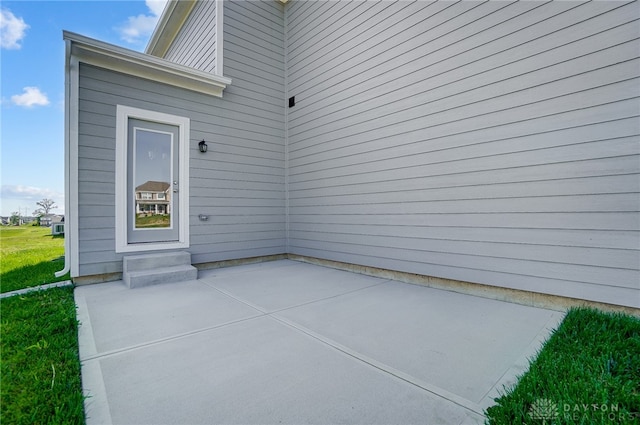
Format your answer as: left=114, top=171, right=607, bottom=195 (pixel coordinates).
left=198, top=140, right=208, bottom=153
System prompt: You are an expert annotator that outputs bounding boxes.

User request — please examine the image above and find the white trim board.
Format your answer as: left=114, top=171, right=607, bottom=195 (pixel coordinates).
left=64, top=31, right=231, bottom=97
left=215, top=0, right=224, bottom=76
left=115, top=105, right=191, bottom=253
left=146, top=0, right=197, bottom=58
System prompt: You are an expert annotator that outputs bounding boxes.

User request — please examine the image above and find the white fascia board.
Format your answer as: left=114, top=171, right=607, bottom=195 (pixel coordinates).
left=63, top=31, right=231, bottom=97
left=146, top=0, right=197, bottom=57
left=215, top=0, right=224, bottom=76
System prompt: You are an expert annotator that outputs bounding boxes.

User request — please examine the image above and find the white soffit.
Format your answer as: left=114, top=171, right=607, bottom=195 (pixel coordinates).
left=146, top=0, right=197, bottom=58
left=64, top=31, right=231, bottom=98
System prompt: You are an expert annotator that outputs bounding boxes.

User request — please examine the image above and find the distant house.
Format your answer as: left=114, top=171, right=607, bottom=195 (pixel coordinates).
left=42, top=214, right=64, bottom=228
left=52, top=216, right=65, bottom=236
left=135, top=181, right=171, bottom=216
left=60, top=1, right=639, bottom=309
left=40, top=215, right=55, bottom=227
left=39, top=214, right=64, bottom=227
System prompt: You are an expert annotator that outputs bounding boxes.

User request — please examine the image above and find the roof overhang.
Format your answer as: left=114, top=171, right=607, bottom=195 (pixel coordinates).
left=64, top=31, right=231, bottom=98
left=147, top=0, right=288, bottom=58
left=146, top=0, right=197, bottom=58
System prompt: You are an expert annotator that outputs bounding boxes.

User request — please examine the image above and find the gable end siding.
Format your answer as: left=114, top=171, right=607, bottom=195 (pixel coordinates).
left=164, top=0, right=217, bottom=73
left=285, top=1, right=640, bottom=307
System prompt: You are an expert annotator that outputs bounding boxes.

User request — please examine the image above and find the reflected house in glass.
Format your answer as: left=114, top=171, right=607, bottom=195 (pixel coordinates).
left=135, top=180, right=171, bottom=217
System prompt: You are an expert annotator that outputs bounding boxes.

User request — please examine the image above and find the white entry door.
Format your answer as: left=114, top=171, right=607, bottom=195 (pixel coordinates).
left=115, top=106, right=190, bottom=253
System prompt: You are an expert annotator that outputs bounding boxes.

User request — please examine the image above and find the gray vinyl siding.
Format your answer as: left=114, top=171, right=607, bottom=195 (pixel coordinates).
left=285, top=1, right=640, bottom=307
left=76, top=1, right=286, bottom=275
left=74, top=0, right=638, bottom=308
left=194, top=0, right=286, bottom=265
left=77, top=0, right=285, bottom=276
left=164, top=0, right=217, bottom=73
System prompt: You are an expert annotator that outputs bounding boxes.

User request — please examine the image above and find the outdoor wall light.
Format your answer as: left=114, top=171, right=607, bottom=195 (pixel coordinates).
left=198, top=140, right=208, bottom=153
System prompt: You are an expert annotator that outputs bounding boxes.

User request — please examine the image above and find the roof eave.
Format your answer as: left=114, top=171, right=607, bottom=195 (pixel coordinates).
left=146, top=0, right=197, bottom=58
left=64, top=31, right=231, bottom=97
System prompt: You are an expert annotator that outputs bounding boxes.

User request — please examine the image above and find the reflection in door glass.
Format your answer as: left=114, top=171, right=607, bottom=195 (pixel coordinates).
left=133, top=128, right=172, bottom=229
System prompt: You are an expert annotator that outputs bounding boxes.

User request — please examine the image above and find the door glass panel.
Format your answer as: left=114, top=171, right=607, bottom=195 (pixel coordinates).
left=127, top=118, right=180, bottom=244
left=133, top=129, right=172, bottom=229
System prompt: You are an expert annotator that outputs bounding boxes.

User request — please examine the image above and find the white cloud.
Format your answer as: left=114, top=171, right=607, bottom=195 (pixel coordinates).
left=116, top=0, right=168, bottom=44
left=1, top=185, right=64, bottom=215
left=1, top=185, right=62, bottom=200
left=145, top=0, right=168, bottom=17
left=11, top=86, right=50, bottom=108
left=0, top=8, right=29, bottom=49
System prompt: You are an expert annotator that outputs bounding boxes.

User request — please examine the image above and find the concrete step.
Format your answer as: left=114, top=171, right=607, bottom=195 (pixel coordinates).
left=122, top=252, right=197, bottom=289
left=125, top=264, right=198, bottom=289
left=123, top=251, right=192, bottom=273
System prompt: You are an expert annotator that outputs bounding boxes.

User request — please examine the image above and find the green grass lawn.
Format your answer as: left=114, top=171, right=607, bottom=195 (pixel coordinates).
left=1, top=225, right=85, bottom=424
left=486, top=307, right=640, bottom=424
left=0, top=225, right=70, bottom=293
left=0, top=286, right=85, bottom=424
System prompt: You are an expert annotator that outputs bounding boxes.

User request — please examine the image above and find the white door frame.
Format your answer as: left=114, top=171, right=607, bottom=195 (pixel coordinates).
left=115, top=105, right=190, bottom=253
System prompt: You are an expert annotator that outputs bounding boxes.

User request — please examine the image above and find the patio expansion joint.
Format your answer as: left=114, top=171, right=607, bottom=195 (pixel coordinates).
left=200, top=279, right=485, bottom=417
left=271, top=313, right=486, bottom=418
left=78, top=272, right=388, bottom=363
left=198, top=277, right=392, bottom=316
left=79, top=313, right=267, bottom=362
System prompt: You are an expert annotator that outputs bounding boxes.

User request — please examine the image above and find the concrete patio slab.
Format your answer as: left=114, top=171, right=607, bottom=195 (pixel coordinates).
left=275, top=280, right=563, bottom=408
left=98, top=316, right=476, bottom=425
left=76, top=259, right=564, bottom=425
left=76, top=279, right=261, bottom=355
left=199, top=259, right=389, bottom=312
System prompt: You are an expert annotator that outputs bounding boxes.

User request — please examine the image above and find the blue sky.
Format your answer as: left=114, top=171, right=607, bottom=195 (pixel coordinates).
left=1, top=0, right=168, bottom=217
